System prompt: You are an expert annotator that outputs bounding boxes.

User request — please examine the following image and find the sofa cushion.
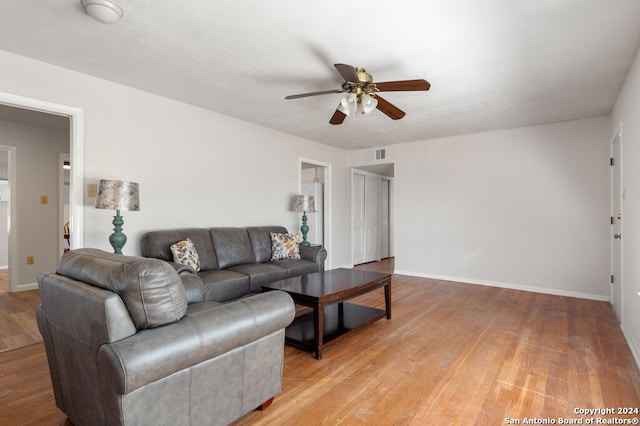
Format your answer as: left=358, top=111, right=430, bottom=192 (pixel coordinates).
left=271, top=259, right=319, bottom=277
left=170, top=238, right=201, bottom=272
left=56, top=248, right=187, bottom=329
left=140, top=229, right=218, bottom=271
left=198, top=269, right=251, bottom=302
left=270, top=232, right=300, bottom=260
left=247, top=226, right=288, bottom=263
left=228, top=263, right=289, bottom=292
left=210, top=228, right=256, bottom=269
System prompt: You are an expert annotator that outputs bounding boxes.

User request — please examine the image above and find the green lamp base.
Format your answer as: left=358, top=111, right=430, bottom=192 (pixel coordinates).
left=300, top=211, right=310, bottom=247
left=109, top=210, right=127, bottom=254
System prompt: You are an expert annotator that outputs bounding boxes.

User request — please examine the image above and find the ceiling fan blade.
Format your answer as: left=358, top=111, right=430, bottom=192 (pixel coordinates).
left=285, top=89, right=343, bottom=100
left=374, top=95, right=406, bottom=120
left=334, top=63, right=360, bottom=83
left=329, top=109, right=347, bottom=125
left=375, top=79, right=431, bottom=92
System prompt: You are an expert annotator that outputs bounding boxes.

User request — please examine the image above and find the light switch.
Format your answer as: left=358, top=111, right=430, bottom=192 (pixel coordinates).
left=87, top=183, right=97, bottom=197
left=27, top=256, right=34, bottom=265
left=40, top=195, right=48, bottom=204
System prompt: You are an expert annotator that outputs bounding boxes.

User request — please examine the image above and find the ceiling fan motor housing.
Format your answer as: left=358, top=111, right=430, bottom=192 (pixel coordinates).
left=354, top=67, right=373, bottom=84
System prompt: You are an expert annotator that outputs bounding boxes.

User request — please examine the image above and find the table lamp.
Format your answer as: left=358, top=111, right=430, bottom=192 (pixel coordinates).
left=291, top=194, right=315, bottom=247
left=95, top=179, right=140, bottom=254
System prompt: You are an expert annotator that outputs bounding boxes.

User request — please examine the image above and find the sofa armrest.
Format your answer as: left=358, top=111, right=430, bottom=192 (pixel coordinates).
left=164, top=260, right=195, bottom=275
left=98, top=290, right=295, bottom=395
left=299, top=246, right=327, bottom=271
left=162, top=261, right=205, bottom=303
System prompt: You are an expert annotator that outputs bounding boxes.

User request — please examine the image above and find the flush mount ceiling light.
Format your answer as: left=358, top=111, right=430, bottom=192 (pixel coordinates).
left=81, top=0, right=123, bottom=24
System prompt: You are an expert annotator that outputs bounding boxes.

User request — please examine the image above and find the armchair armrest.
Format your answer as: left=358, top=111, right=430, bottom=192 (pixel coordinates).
left=98, top=290, right=295, bottom=395
left=299, top=246, right=327, bottom=271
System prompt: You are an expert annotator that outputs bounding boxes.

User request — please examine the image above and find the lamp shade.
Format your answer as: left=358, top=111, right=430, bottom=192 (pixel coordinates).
left=95, top=180, right=140, bottom=211
left=359, top=94, right=378, bottom=115
left=81, top=0, right=123, bottom=24
left=337, top=93, right=357, bottom=116
left=291, top=195, right=315, bottom=213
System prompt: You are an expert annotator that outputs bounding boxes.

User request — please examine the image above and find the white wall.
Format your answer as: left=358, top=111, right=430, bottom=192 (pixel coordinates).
left=0, top=119, right=69, bottom=287
left=0, top=50, right=353, bottom=273
left=612, top=44, right=640, bottom=368
left=350, top=116, right=612, bottom=299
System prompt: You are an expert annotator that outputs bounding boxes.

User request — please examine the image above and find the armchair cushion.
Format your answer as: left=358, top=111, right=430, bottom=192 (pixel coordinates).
left=56, top=249, right=188, bottom=329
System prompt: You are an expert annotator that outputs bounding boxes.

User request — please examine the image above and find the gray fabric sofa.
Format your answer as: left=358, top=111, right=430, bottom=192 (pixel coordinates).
left=140, top=226, right=327, bottom=303
left=36, top=248, right=295, bottom=426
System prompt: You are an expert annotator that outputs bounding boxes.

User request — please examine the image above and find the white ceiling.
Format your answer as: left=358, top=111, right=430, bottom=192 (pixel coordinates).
left=0, top=1, right=639, bottom=150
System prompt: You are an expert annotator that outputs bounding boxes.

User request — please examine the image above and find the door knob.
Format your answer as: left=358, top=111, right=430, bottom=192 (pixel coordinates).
left=614, top=234, right=622, bottom=239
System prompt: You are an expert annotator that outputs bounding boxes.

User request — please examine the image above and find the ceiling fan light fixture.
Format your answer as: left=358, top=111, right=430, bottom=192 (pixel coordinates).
left=338, top=93, right=357, bottom=116
left=359, top=94, right=378, bottom=115
left=81, top=0, right=123, bottom=24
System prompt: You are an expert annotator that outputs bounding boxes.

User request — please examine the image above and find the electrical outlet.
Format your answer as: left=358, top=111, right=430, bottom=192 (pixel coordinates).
left=27, top=256, right=34, bottom=265
left=40, top=195, right=48, bottom=204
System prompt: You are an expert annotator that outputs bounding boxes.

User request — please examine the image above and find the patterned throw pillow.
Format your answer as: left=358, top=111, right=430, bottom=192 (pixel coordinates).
left=270, top=232, right=301, bottom=261
left=170, top=238, right=201, bottom=272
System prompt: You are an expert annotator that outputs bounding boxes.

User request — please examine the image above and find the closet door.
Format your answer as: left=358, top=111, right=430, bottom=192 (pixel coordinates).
left=352, top=173, right=365, bottom=265
left=379, top=178, right=390, bottom=259
left=363, top=174, right=379, bottom=263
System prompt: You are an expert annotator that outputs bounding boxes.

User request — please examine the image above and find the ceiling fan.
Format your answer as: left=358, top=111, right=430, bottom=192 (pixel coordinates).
left=285, top=63, right=430, bottom=125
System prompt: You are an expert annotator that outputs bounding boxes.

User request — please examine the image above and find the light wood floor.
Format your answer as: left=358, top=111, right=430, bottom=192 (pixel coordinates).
left=0, top=268, right=7, bottom=294
left=2, top=259, right=639, bottom=425
left=0, top=269, right=42, bottom=353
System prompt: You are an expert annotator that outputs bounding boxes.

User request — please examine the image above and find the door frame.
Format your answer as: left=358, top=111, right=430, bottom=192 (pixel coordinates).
left=0, top=92, right=84, bottom=291
left=351, top=167, right=395, bottom=266
left=298, top=157, right=332, bottom=270
left=0, top=145, right=16, bottom=279
left=610, top=124, right=623, bottom=321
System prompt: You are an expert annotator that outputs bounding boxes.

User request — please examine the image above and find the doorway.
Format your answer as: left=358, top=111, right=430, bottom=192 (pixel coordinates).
left=0, top=92, right=84, bottom=292
left=299, top=158, right=331, bottom=269
left=610, top=126, right=623, bottom=323
left=351, top=164, right=394, bottom=266
left=0, top=148, right=11, bottom=295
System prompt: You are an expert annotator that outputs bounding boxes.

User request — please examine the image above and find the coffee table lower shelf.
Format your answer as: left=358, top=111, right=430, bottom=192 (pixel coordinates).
left=284, top=302, right=386, bottom=358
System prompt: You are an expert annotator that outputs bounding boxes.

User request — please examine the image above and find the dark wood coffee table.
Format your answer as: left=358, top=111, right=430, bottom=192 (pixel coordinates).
left=262, top=268, right=391, bottom=359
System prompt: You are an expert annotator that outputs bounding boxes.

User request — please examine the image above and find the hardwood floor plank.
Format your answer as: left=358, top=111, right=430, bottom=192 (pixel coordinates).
left=0, top=284, right=42, bottom=353
left=2, top=258, right=639, bottom=425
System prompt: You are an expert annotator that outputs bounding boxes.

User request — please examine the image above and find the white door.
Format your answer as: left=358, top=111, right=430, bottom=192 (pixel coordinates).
left=611, top=131, right=623, bottom=323
left=352, top=173, right=365, bottom=265
left=379, top=179, right=390, bottom=259
left=363, top=174, right=379, bottom=263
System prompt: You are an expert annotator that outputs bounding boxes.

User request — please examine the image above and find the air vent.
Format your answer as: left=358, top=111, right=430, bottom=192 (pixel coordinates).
left=375, top=148, right=386, bottom=160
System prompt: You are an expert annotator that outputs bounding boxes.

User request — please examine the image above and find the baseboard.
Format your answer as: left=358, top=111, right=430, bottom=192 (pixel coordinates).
left=621, top=323, right=640, bottom=372
left=393, top=270, right=610, bottom=302
left=332, top=264, right=355, bottom=270
left=16, top=282, right=38, bottom=291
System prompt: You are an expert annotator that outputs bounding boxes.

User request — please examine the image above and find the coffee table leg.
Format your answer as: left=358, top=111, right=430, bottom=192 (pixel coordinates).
left=313, top=303, right=324, bottom=359
left=384, top=282, right=392, bottom=319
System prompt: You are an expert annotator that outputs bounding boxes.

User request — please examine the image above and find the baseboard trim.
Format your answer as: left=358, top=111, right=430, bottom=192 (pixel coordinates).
left=393, top=270, right=610, bottom=302
left=16, top=282, right=38, bottom=291
left=621, top=323, right=640, bottom=372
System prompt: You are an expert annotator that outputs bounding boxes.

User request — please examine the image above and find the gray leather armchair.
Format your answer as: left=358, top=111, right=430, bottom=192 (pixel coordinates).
left=36, top=248, right=295, bottom=426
